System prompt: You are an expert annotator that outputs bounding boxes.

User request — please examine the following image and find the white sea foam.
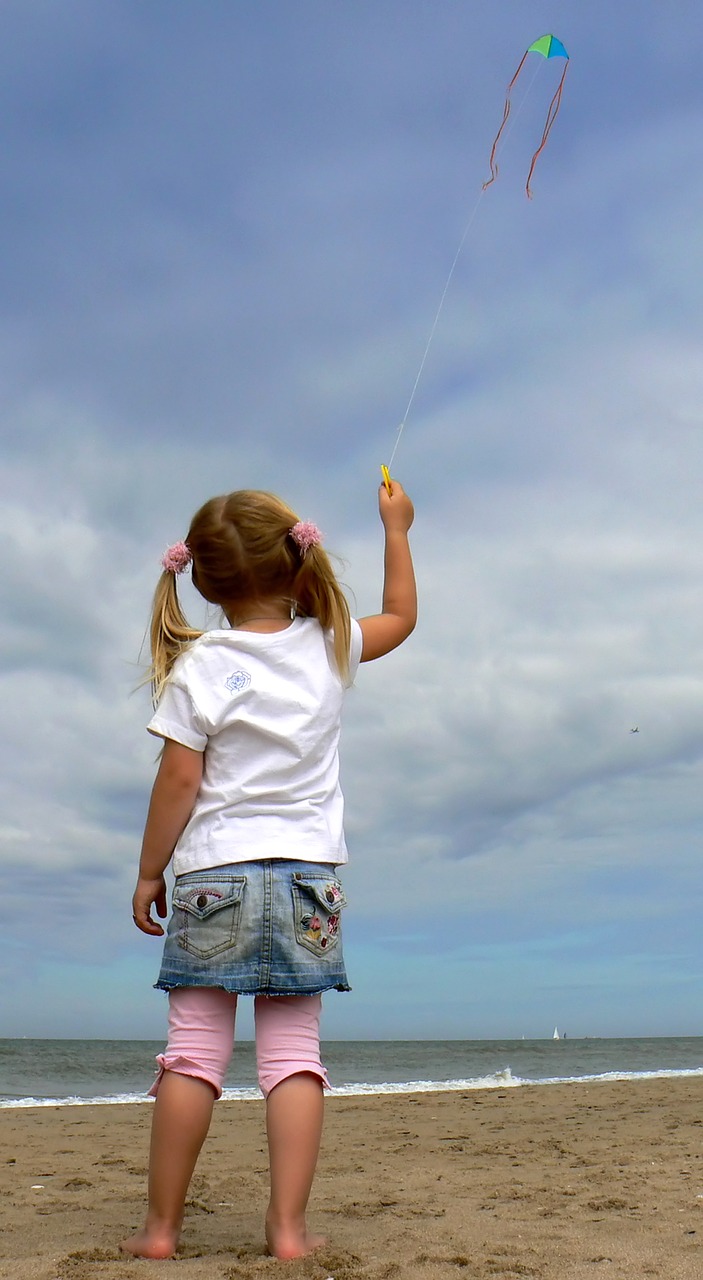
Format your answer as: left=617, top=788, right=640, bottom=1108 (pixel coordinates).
left=3, top=1064, right=703, bottom=1109
left=0, top=1093, right=156, bottom=1109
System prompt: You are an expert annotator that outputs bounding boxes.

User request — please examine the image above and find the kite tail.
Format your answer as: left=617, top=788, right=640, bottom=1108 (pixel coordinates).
left=482, top=50, right=529, bottom=191
left=525, top=61, right=569, bottom=199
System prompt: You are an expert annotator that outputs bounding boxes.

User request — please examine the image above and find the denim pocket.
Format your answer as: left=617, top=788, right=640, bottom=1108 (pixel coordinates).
left=172, top=876, right=246, bottom=959
left=291, top=873, right=347, bottom=958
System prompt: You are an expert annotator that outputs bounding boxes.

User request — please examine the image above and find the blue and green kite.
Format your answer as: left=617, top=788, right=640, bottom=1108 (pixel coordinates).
left=483, top=34, right=570, bottom=198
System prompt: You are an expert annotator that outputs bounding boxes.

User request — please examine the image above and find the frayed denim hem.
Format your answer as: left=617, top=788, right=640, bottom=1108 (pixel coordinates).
left=154, top=979, right=351, bottom=995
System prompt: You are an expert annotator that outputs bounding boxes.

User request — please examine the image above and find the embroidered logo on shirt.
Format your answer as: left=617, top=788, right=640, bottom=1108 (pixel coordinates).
left=225, top=670, right=251, bottom=693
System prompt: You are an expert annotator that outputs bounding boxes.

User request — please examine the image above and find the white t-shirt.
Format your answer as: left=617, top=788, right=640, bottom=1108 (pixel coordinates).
left=148, top=617, right=363, bottom=875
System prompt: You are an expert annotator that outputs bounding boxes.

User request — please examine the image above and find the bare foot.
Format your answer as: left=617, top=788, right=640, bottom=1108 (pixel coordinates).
left=120, top=1226, right=178, bottom=1259
left=265, top=1212, right=325, bottom=1260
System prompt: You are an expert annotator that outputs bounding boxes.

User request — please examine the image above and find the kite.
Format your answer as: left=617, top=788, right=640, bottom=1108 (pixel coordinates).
left=483, top=34, right=569, bottom=199
left=381, top=34, right=571, bottom=486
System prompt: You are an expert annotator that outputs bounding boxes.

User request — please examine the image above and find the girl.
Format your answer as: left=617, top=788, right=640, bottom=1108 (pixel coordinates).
left=122, top=477, right=416, bottom=1261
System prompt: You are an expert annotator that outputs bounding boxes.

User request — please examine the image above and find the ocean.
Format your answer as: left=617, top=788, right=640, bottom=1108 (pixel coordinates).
left=1, top=1037, right=702, bottom=1108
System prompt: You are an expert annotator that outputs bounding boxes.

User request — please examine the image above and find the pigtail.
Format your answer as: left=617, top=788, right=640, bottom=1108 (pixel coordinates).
left=149, top=571, right=202, bottom=704
left=294, top=547, right=351, bottom=683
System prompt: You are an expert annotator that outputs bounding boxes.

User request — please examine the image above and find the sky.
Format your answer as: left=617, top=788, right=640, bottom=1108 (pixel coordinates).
left=1, top=0, right=703, bottom=1044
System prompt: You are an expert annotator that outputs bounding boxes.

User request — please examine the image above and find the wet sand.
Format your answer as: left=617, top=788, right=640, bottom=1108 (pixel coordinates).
left=1, top=1077, right=701, bottom=1279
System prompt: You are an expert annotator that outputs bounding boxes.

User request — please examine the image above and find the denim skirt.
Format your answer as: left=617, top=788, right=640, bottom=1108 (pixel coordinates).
left=155, top=859, right=350, bottom=996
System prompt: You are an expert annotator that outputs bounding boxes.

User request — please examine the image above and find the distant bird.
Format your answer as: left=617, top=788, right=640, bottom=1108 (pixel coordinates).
left=630, top=727, right=639, bottom=733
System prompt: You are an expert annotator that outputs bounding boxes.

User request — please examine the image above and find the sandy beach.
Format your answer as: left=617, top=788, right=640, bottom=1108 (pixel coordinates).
left=1, top=1077, right=701, bottom=1279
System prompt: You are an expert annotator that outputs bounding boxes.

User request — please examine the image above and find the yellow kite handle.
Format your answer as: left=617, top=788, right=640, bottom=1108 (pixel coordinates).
left=381, top=464, right=392, bottom=495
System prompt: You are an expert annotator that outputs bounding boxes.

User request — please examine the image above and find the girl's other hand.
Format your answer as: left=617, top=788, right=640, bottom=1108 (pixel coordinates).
left=379, top=478, right=414, bottom=533
left=132, top=875, right=168, bottom=935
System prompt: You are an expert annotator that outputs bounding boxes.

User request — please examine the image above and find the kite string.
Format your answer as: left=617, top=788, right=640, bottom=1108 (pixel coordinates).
left=388, top=190, right=483, bottom=468
left=388, top=58, right=545, bottom=470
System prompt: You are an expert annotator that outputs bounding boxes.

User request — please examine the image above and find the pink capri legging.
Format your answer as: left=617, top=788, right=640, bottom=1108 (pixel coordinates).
left=149, top=988, right=329, bottom=1100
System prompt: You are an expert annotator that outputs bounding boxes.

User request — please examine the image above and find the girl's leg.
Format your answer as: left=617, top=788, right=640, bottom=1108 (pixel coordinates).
left=128, top=1070, right=217, bottom=1258
left=122, top=987, right=237, bottom=1258
left=254, top=994, right=327, bottom=1259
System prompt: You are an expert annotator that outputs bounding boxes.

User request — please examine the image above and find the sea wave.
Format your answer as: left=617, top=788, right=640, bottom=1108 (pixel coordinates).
left=3, top=1063, right=703, bottom=1109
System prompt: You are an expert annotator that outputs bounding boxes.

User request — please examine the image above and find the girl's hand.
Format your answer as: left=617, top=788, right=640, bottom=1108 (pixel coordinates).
left=132, top=874, right=168, bottom=936
left=379, top=478, right=414, bottom=533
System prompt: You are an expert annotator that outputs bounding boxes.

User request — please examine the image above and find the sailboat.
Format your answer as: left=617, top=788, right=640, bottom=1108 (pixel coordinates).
left=552, top=1026, right=560, bottom=1040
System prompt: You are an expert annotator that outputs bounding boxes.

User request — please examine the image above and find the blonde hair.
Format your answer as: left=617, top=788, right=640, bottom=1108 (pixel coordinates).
left=149, top=490, right=351, bottom=701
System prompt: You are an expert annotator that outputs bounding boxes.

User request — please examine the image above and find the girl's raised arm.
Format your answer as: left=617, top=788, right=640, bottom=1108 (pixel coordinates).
left=358, top=479, right=417, bottom=662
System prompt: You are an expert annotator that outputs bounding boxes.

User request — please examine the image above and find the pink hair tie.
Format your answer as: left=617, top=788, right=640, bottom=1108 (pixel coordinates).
left=161, top=541, right=192, bottom=574
left=290, top=521, right=323, bottom=556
